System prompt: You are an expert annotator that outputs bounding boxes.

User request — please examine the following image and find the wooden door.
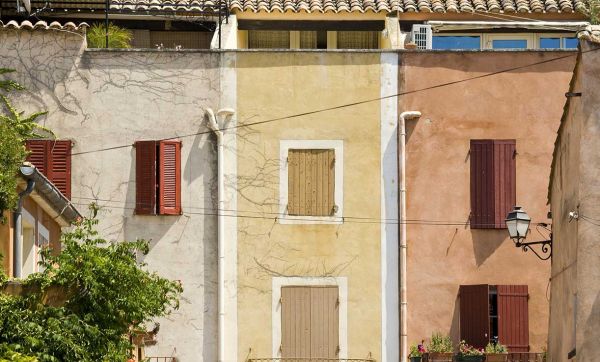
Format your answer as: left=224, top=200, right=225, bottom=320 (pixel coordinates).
left=497, top=285, right=529, bottom=352
left=281, top=286, right=339, bottom=361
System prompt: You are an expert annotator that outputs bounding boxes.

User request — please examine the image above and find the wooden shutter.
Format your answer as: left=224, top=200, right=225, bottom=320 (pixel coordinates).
left=26, top=139, right=72, bottom=199
left=135, top=141, right=157, bottom=215
left=281, top=286, right=339, bottom=360
left=460, top=284, right=490, bottom=349
left=493, top=140, right=516, bottom=228
left=287, top=149, right=335, bottom=216
left=470, top=140, right=516, bottom=229
left=497, top=285, right=529, bottom=352
left=158, top=140, right=182, bottom=215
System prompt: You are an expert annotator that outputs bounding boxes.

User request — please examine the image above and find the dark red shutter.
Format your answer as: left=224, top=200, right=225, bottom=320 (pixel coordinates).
left=460, top=284, right=490, bottom=349
left=470, top=140, right=494, bottom=228
left=158, top=140, right=181, bottom=215
left=135, top=141, right=157, bottom=215
left=493, top=140, right=516, bottom=228
left=25, top=140, right=48, bottom=174
left=470, top=140, right=516, bottom=229
left=497, top=285, right=529, bottom=352
left=26, top=139, right=72, bottom=199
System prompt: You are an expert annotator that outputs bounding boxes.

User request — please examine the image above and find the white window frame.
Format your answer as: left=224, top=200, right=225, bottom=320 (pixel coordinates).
left=279, top=140, right=343, bottom=224
left=37, top=221, right=50, bottom=272
left=483, top=33, right=534, bottom=49
left=535, top=33, right=578, bottom=49
left=431, top=33, right=483, bottom=49
left=272, top=276, right=348, bottom=360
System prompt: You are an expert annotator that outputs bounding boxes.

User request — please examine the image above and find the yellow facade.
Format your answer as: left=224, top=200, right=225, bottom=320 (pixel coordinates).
left=236, top=51, right=385, bottom=361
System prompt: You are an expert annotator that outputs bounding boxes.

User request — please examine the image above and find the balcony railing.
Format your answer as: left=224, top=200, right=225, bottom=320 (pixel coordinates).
left=247, top=358, right=376, bottom=362
left=145, top=358, right=176, bottom=362
left=420, top=353, right=544, bottom=362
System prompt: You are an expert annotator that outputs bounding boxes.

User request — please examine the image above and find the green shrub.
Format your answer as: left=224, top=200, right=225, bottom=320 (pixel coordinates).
left=485, top=342, right=508, bottom=354
left=427, top=332, right=453, bottom=353
left=87, top=23, right=132, bottom=48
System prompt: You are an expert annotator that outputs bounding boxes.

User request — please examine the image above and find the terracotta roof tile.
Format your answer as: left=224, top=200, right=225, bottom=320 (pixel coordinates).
left=229, top=0, right=587, bottom=12
left=0, top=20, right=88, bottom=32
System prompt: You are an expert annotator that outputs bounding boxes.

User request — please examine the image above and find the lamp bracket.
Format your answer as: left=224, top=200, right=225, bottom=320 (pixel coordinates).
left=515, top=235, right=552, bottom=261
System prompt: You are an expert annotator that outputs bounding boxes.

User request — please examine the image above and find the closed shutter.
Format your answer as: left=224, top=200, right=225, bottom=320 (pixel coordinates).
left=135, top=141, right=157, bottom=215
left=460, top=284, right=490, bottom=349
left=158, top=140, right=182, bottom=215
left=493, top=140, right=516, bottom=228
left=470, top=140, right=494, bottom=228
left=497, top=285, right=529, bottom=352
left=470, top=140, right=516, bottom=229
left=281, top=286, right=339, bottom=359
left=26, top=139, right=72, bottom=199
left=287, top=149, right=335, bottom=216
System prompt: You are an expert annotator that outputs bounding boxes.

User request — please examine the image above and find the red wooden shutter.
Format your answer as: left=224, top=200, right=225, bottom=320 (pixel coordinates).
left=26, top=140, right=72, bottom=199
left=460, top=284, right=490, bottom=349
left=158, top=140, right=181, bottom=215
left=25, top=140, right=48, bottom=174
left=135, top=141, right=157, bottom=215
left=48, top=140, right=72, bottom=199
left=470, top=140, right=494, bottom=229
left=493, top=140, right=516, bottom=228
left=497, top=285, right=529, bottom=352
left=470, top=140, right=516, bottom=229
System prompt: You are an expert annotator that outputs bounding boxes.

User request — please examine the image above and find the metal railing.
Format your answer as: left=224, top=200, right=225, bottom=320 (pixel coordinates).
left=247, top=359, right=376, bottom=362
left=145, top=357, right=176, bottom=362
left=421, top=353, right=545, bottom=362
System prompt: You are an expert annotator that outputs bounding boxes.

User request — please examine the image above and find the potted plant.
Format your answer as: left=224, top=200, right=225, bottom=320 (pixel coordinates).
left=426, top=332, right=453, bottom=362
left=456, top=340, right=484, bottom=362
left=485, top=341, right=508, bottom=362
left=409, top=342, right=425, bottom=362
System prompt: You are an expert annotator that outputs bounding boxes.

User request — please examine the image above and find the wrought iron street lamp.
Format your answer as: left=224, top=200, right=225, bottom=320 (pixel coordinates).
left=505, top=206, right=552, bottom=260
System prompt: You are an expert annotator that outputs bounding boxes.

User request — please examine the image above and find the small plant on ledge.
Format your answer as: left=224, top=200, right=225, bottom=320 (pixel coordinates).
left=427, top=332, right=453, bottom=362
left=485, top=341, right=509, bottom=362
left=409, top=342, right=425, bottom=362
left=456, top=340, right=484, bottom=362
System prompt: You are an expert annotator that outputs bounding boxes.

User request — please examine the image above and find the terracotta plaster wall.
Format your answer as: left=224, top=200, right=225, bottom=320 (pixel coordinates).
left=548, top=53, right=582, bottom=362
left=401, top=51, right=576, bottom=351
left=0, top=30, right=221, bottom=361
left=236, top=51, right=384, bottom=362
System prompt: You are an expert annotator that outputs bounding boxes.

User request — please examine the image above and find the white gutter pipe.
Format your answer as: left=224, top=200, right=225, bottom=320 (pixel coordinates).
left=399, top=111, right=421, bottom=362
left=206, top=107, right=235, bottom=362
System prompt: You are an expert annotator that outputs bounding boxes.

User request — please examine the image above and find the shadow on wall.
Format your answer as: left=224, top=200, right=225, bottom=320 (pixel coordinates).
left=581, top=291, right=600, bottom=361
left=470, top=229, right=507, bottom=267
left=450, top=293, right=460, bottom=345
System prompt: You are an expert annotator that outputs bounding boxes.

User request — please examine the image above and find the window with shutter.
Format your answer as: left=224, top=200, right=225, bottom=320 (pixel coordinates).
left=470, top=139, right=516, bottom=229
left=459, top=284, right=529, bottom=351
left=135, top=140, right=181, bottom=216
left=25, top=139, right=72, bottom=199
left=287, top=149, right=335, bottom=217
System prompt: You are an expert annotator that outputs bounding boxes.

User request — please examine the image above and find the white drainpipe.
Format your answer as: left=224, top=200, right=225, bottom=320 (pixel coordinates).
left=399, top=111, right=421, bottom=362
left=206, top=107, right=235, bottom=362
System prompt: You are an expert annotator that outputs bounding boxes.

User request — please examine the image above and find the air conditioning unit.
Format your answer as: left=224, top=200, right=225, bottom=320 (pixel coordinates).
left=411, top=24, right=432, bottom=50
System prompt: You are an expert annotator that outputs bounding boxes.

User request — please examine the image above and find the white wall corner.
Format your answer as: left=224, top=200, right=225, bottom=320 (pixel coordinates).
left=380, top=52, right=400, bottom=362
left=385, top=16, right=403, bottom=49
left=211, top=14, right=238, bottom=50
left=220, top=51, right=238, bottom=362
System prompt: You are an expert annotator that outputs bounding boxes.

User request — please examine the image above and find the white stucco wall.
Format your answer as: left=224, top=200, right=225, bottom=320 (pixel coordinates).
left=0, top=29, right=220, bottom=361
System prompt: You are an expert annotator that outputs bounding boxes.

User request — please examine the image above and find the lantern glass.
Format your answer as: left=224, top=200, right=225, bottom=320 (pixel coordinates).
left=506, top=206, right=531, bottom=241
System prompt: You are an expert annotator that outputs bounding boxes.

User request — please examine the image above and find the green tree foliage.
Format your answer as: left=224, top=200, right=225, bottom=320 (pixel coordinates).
left=0, top=69, right=49, bottom=217
left=0, top=205, right=182, bottom=361
left=590, top=0, right=600, bottom=25
left=0, top=344, right=38, bottom=362
left=87, top=23, right=133, bottom=49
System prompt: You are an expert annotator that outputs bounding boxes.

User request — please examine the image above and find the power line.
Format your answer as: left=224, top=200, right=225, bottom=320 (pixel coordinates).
left=69, top=47, right=586, bottom=157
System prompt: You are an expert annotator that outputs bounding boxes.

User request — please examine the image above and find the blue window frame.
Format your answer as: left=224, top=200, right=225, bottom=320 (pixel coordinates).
left=540, top=37, right=561, bottom=49
left=563, top=37, right=578, bottom=49
left=492, top=39, right=528, bottom=49
left=432, top=36, right=481, bottom=50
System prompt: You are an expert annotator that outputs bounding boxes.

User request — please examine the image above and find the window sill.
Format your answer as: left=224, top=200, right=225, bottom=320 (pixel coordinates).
left=278, top=215, right=343, bottom=225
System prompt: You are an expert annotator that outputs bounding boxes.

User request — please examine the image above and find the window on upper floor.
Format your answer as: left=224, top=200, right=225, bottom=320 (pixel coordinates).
left=135, top=140, right=182, bottom=215
left=280, top=140, right=343, bottom=223
left=26, top=139, right=72, bottom=199
left=246, top=30, right=380, bottom=49
left=539, top=35, right=578, bottom=49
left=470, top=139, right=516, bottom=229
left=432, top=35, right=481, bottom=50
